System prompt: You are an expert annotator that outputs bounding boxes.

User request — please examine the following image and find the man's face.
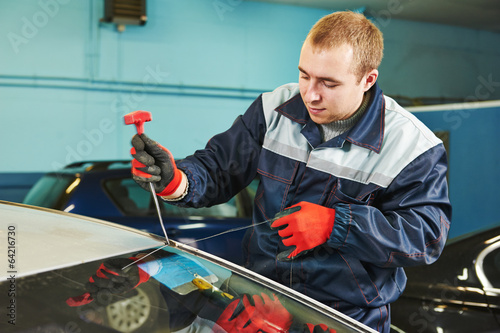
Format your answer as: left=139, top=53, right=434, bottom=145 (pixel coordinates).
left=298, top=41, right=377, bottom=124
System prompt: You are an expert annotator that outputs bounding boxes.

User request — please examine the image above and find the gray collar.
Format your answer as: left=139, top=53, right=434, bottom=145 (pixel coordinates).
left=319, top=90, right=372, bottom=142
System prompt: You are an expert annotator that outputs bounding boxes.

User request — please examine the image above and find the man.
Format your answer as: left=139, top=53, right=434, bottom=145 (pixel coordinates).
left=131, top=11, right=451, bottom=332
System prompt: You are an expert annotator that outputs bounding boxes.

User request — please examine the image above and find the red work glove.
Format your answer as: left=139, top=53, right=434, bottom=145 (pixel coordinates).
left=66, top=257, right=150, bottom=307
left=131, top=133, right=183, bottom=197
left=215, top=293, right=293, bottom=333
left=271, top=201, right=335, bottom=261
left=304, top=323, right=337, bottom=333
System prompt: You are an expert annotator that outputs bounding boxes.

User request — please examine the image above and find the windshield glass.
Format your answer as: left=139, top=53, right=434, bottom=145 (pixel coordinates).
left=23, top=174, right=75, bottom=209
left=3, top=244, right=367, bottom=332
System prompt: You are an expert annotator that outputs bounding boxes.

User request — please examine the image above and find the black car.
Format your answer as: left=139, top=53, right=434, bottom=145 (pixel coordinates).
left=391, top=224, right=500, bottom=332
left=23, top=160, right=258, bottom=265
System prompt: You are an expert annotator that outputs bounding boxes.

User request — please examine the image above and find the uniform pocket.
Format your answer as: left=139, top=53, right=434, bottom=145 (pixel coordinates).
left=328, top=179, right=379, bottom=207
left=339, top=254, right=381, bottom=306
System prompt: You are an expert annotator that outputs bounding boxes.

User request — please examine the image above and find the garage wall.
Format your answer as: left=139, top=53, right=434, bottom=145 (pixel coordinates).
left=378, top=19, right=500, bottom=104
left=0, top=0, right=322, bottom=171
left=409, top=102, right=500, bottom=238
left=1, top=0, right=500, bottom=237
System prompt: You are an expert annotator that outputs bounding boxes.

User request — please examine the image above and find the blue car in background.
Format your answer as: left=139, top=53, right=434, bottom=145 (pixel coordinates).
left=23, top=160, right=257, bottom=265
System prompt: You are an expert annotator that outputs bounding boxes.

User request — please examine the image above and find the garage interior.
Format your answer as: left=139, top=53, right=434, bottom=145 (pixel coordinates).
left=1, top=0, right=499, bottom=239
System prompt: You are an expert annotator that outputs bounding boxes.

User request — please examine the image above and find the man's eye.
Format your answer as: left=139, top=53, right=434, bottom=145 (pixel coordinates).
left=323, top=82, right=337, bottom=88
left=300, top=75, right=309, bottom=80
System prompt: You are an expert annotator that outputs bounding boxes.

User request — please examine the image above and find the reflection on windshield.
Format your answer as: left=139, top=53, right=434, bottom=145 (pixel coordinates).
left=3, top=245, right=362, bottom=332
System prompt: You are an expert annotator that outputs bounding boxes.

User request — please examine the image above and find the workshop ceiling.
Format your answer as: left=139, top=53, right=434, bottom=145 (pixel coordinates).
left=249, top=0, right=500, bottom=33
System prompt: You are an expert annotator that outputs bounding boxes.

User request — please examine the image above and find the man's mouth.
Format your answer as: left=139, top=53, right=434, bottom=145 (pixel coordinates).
left=308, top=107, right=325, bottom=115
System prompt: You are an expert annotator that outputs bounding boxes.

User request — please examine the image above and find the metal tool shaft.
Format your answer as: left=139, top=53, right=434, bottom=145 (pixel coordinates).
left=149, top=182, right=170, bottom=244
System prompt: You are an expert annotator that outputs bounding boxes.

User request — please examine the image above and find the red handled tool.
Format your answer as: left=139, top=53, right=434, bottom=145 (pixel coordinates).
left=123, top=110, right=152, bottom=135
left=124, top=110, right=170, bottom=245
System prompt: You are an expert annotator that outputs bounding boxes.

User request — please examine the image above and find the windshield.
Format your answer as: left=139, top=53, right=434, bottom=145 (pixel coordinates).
left=3, top=244, right=368, bottom=332
left=23, top=174, right=75, bottom=209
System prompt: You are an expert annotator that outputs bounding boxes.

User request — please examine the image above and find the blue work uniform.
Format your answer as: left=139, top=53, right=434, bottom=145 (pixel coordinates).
left=174, top=82, right=452, bottom=332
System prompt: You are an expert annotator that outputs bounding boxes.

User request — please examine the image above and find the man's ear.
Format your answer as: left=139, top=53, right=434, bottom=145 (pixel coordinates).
left=363, top=69, right=378, bottom=92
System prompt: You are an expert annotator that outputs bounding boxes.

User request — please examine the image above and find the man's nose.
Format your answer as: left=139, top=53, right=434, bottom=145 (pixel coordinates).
left=305, top=83, right=321, bottom=103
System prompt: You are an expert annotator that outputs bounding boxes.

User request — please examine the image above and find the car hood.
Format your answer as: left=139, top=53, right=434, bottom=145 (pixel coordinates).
left=0, top=201, right=165, bottom=279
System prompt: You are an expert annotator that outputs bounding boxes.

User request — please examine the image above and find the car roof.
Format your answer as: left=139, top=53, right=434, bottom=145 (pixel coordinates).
left=0, top=201, right=165, bottom=279
left=48, top=160, right=131, bottom=175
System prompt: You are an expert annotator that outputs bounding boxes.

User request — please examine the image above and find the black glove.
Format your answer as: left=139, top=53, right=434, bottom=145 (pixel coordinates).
left=131, top=133, right=183, bottom=196
left=66, top=257, right=150, bottom=307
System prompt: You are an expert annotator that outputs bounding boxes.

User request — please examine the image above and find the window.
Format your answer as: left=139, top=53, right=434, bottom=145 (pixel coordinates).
left=23, top=174, right=75, bottom=209
left=8, top=246, right=367, bottom=332
left=104, top=178, right=257, bottom=219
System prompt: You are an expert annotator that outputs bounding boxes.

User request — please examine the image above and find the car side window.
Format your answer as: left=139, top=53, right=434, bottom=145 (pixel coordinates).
left=161, top=200, right=238, bottom=218
left=104, top=178, right=255, bottom=219
left=104, top=178, right=151, bottom=216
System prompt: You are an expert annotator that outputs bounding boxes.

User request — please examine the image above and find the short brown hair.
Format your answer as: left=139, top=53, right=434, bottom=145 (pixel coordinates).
left=306, top=11, right=384, bottom=80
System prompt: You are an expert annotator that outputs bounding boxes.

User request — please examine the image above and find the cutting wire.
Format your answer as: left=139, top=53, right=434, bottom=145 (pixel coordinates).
left=122, top=219, right=270, bottom=271
left=122, top=182, right=298, bottom=288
